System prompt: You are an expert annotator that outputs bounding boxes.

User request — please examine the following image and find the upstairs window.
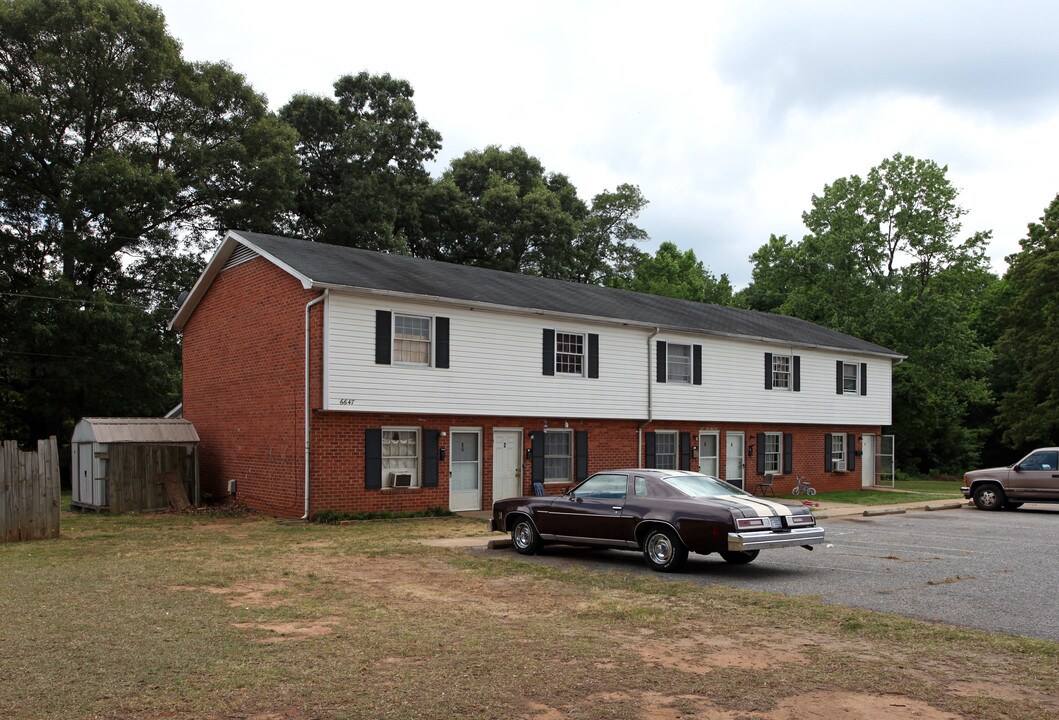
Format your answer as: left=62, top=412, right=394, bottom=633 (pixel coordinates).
left=842, top=363, right=859, bottom=393
left=836, top=360, right=867, bottom=395
left=394, top=314, right=432, bottom=365
left=771, top=355, right=791, bottom=390
left=555, top=332, right=585, bottom=375
left=543, top=329, right=598, bottom=378
left=765, top=352, right=800, bottom=391
left=667, top=344, right=692, bottom=384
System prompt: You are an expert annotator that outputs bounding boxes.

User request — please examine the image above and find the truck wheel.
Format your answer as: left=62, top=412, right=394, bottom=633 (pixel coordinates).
left=973, top=484, right=1005, bottom=511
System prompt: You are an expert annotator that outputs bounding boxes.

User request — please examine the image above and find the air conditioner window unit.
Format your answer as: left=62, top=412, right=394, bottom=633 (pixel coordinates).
left=391, top=473, right=413, bottom=488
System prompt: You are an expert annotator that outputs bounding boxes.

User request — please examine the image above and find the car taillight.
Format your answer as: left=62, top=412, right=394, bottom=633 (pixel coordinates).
left=736, top=517, right=769, bottom=530
left=788, top=514, right=815, bottom=526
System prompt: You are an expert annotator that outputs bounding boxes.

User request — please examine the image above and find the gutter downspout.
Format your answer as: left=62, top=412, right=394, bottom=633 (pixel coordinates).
left=303, top=289, right=328, bottom=521
left=638, top=328, right=661, bottom=465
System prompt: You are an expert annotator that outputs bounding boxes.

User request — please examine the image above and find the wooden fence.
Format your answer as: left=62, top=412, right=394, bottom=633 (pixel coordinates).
left=1, top=436, right=61, bottom=542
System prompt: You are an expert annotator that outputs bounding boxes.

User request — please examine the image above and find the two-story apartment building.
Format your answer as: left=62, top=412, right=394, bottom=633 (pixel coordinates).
left=170, top=231, right=902, bottom=518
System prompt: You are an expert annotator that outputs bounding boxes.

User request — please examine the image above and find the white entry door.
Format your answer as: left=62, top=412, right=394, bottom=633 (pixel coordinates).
left=861, top=434, right=876, bottom=488
left=449, top=430, right=482, bottom=511
left=725, top=432, right=745, bottom=489
left=492, top=430, right=522, bottom=502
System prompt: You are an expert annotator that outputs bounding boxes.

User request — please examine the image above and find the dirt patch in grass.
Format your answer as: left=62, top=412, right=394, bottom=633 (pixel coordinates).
left=1, top=513, right=1056, bottom=720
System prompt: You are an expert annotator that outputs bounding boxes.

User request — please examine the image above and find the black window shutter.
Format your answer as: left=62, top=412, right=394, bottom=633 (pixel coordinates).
left=530, top=431, right=545, bottom=483
left=693, top=345, right=702, bottom=385
left=836, top=361, right=844, bottom=394
left=588, top=334, right=599, bottom=379
left=423, top=430, right=440, bottom=487
left=575, top=430, right=589, bottom=481
left=860, top=363, right=868, bottom=396
left=792, top=356, right=801, bottom=392
left=848, top=434, right=857, bottom=471
left=656, top=341, right=667, bottom=383
left=824, top=433, right=833, bottom=472
left=680, top=432, right=692, bottom=470
left=756, top=433, right=766, bottom=475
left=365, top=429, right=382, bottom=489
left=434, top=318, right=449, bottom=369
left=764, top=353, right=773, bottom=389
left=375, top=311, right=391, bottom=365
left=542, top=329, right=555, bottom=376
left=644, top=432, right=657, bottom=468
left=783, top=433, right=794, bottom=474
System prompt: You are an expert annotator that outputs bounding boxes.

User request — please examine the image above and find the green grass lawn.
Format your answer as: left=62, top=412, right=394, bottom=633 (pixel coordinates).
left=778, top=476, right=965, bottom=505
left=1, top=507, right=1055, bottom=719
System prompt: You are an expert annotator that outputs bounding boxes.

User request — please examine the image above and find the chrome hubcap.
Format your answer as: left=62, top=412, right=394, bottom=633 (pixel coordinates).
left=980, top=489, right=997, bottom=506
left=513, top=522, right=532, bottom=548
left=647, top=534, right=673, bottom=564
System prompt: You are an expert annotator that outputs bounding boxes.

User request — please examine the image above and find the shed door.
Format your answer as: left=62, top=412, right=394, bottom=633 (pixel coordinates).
left=77, top=444, right=92, bottom=505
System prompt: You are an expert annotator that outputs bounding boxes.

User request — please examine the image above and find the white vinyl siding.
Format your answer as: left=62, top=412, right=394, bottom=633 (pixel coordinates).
left=326, top=293, right=893, bottom=426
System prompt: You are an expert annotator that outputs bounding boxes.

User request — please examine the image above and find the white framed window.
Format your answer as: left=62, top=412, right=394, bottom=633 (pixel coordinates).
left=655, top=431, right=677, bottom=470
left=382, top=427, right=420, bottom=488
left=555, top=332, right=585, bottom=376
left=842, top=363, right=859, bottom=394
left=831, top=432, right=847, bottom=471
left=772, top=355, right=791, bottom=390
left=763, top=432, right=782, bottom=474
left=543, top=430, right=573, bottom=482
left=393, top=314, right=432, bottom=366
left=699, top=432, right=719, bottom=477
left=667, top=344, right=692, bottom=384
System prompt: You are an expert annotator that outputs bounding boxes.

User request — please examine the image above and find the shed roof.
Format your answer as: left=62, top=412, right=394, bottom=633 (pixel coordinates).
left=170, top=230, right=902, bottom=359
left=71, top=418, right=200, bottom=445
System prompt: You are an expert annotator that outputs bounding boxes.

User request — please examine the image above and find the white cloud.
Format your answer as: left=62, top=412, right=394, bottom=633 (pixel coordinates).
left=156, top=0, right=1059, bottom=284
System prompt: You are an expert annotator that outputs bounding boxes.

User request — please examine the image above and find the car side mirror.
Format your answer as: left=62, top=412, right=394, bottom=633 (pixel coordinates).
left=1013, top=464, right=1022, bottom=472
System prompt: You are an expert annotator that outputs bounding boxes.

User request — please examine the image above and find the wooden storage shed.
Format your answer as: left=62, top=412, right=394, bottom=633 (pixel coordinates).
left=70, top=418, right=200, bottom=512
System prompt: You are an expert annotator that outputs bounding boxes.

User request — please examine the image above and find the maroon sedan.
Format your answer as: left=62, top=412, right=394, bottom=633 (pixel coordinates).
left=491, top=469, right=825, bottom=572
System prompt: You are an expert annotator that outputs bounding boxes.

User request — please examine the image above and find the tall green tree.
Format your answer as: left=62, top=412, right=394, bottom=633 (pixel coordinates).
left=995, top=194, right=1059, bottom=448
left=280, top=72, right=442, bottom=253
left=611, top=241, right=733, bottom=304
left=741, top=154, right=994, bottom=472
left=0, top=0, right=299, bottom=444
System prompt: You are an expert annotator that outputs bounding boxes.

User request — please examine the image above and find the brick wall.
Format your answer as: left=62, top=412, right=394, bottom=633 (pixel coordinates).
left=181, top=257, right=320, bottom=516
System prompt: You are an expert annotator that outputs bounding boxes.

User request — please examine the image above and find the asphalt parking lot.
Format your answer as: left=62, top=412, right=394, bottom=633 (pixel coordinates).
left=480, top=504, right=1059, bottom=641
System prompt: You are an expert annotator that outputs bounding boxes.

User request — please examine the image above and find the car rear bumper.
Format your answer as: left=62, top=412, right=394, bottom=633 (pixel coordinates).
left=728, top=526, right=826, bottom=551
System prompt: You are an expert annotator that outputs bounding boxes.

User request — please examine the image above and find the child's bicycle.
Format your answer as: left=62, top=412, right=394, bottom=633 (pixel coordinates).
left=791, top=475, right=816, bottom=496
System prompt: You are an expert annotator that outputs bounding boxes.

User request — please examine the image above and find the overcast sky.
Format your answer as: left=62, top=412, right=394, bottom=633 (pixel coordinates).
left=155, top=0, right=1059, bottom=286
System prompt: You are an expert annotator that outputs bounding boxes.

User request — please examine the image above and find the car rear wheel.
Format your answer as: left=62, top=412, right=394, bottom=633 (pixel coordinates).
left=973, top=484, right=1005, bottom=511
left=720, top=550, right=760, bottom=565
left=510, top=517, right=542, bottom=555
left=642, top=527, right=688, bottom=573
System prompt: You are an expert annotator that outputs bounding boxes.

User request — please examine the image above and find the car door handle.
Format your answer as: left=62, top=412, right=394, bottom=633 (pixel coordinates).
left=612, top=506, right=622, bottom=512
left=1052, top=474, right=1059, bottom=478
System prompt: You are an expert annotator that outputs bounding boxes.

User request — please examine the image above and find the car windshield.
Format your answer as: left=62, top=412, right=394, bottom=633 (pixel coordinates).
left=661, top=474, right=747, bottom=497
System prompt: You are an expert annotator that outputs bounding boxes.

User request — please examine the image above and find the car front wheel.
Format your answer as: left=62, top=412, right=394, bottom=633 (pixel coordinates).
left=720, top=550, right=760, bottom=565
left=642, top=527, right=688, bottom=573
left=510, top=517, right=542, bottom=555
left=973, top=484, right=1006, bottom=511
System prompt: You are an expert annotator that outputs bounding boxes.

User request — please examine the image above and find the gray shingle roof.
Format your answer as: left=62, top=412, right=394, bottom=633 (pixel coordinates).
left=232, top=231, right=900, bottom=358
